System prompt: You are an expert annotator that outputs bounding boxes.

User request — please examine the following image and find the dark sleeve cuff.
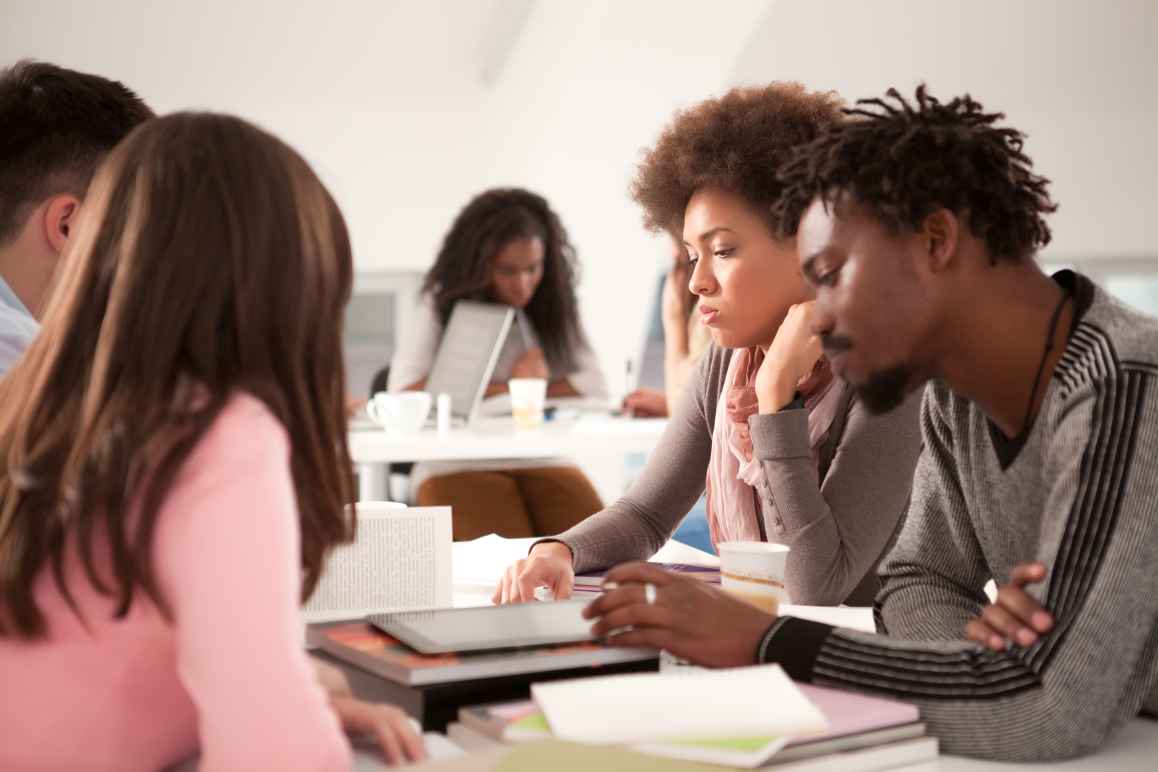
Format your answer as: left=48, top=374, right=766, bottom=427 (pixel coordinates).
left=749, top=409, right=811, bottom=461
left=755, top=616, right=836, bottom=682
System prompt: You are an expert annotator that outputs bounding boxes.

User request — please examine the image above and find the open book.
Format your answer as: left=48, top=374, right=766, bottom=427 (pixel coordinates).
left=302, top=504, right=452, bottom=623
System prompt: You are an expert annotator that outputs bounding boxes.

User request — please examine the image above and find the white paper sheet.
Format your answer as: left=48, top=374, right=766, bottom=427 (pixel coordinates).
left=650, top=539, right=721, bottom=568
left=452, top=533, right=720, bottom=592
left=781, top=604, right=874, bottom=633
left=532, top=664, right=827, bottom=745
left=452, top=533, right=540, bottom=589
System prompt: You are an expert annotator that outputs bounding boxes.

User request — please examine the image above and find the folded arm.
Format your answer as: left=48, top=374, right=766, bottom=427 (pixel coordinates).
left=760, top=375, right=1158, bottom=761
left=872, top=385, right=991, bottom=638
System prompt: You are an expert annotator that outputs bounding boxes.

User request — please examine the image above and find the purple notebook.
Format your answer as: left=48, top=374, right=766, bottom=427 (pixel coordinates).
left=573, top=564, right=721, bottom=593
left=790, top=683, right=920, bottom=745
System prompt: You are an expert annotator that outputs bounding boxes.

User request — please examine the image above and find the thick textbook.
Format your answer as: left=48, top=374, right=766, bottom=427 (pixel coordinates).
left=310, top=620, right=658, bottom=687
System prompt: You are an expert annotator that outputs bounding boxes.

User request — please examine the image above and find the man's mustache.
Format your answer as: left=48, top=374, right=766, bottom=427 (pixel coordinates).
left=821, top=334, right=853, bottom=354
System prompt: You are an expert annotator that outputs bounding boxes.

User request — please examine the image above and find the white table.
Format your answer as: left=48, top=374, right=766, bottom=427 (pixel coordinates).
left=432, top=537, right=1158, bottom=771
left=349, top=414, right=667, bottom=501
left=919, top=720, right=1156, bottom=771
left=408, top=720, right=1158, bottom=771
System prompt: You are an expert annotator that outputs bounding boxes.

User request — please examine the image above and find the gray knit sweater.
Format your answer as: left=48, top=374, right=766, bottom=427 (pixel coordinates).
left=759, top=272, right=1158, bottom=761
left=554, top=343, right=924, bottom=605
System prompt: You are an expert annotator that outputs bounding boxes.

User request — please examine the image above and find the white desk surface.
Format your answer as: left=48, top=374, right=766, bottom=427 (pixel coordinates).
left=922, top=718, right=1156, bottom=771
left=349, top=414, right=667, bottom=464
left=429, top=537, right=1158, bottom=771
left=407, top=721, right=1153, bottom=771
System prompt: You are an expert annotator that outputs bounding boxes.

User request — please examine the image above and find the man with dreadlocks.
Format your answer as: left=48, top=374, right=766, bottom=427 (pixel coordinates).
left=583, top=85, right=1158, bottom=761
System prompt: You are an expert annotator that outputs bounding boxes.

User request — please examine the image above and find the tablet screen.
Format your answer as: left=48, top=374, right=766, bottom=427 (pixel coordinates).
left=366, top=600, right=595, bottom=654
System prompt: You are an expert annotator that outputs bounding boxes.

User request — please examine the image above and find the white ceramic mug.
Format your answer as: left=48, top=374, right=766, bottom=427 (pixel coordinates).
left=717, top=541, right=791, bottom=614
left=366, top=391, right=432, bottom=435
left=509, top=377, right=547, bottom=430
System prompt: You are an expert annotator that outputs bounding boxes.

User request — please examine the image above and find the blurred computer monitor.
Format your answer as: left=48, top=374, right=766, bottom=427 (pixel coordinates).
left=344, top=271, right=424, bottom=399
left=633, top=271, right=668, bottom=392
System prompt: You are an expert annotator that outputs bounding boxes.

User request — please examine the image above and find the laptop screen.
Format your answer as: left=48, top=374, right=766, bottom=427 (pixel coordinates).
left=424, top=301, right=514, bottom=423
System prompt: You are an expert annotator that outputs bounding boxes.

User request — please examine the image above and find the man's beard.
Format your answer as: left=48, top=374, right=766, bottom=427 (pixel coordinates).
left=853, top=365, right=913, bottom=415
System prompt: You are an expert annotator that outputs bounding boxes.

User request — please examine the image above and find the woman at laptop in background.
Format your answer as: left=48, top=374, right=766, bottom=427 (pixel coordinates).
left=388, top=188, right=608, bottom=541
left=620, top=233, right=713, bottom=418
left=0, top=113, right=423, bottom=770
left=496, top=83, right=923, bottom=607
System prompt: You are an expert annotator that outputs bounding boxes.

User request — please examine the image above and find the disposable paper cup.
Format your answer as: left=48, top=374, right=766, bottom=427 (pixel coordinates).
left=718, top=541, right=790, bottom=614
left=509, top=378, right=547, bottom=430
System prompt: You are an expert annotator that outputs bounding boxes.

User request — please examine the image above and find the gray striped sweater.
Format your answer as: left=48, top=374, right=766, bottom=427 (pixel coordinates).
left=758, top=271, right=1158, bottom=761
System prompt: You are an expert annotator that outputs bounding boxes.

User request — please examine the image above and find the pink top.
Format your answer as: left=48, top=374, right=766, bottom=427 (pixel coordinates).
left=0, top=394, right=352, bottom=772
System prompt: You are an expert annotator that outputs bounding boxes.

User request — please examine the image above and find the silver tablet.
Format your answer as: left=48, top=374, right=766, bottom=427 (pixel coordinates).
left=366, top=599, right=594, bottom=654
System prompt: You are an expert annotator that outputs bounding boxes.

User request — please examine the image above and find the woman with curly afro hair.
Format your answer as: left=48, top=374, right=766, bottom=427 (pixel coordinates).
left=388, top=188, right=608, bottom=541
left=496, top=83, right=924, bottom=607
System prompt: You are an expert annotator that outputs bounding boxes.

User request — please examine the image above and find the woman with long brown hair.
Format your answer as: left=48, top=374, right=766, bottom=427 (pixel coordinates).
left=388, top=188, right=608, bottom=541
left=0, top=113, right=421, bottom=769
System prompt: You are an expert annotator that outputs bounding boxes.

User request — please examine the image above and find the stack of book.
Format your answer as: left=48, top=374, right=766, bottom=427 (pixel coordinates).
left=446, top=669, right=936, bottom=770
left=307, top=620, right=658, bottom=731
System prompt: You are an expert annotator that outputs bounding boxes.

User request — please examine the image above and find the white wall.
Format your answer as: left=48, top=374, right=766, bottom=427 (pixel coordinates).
left=0, top=0, right=772, bottom=393
left=465, top=0, right=770, bottom=391
left=4, top=0, right=1156, bottom=387
left=730, top=0, right=1158, bottom=262
left=0, top=0, right=499, bottom=277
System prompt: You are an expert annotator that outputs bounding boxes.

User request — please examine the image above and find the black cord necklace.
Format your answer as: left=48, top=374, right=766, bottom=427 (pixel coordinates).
left=1018, top=289, right=1071, bottom=440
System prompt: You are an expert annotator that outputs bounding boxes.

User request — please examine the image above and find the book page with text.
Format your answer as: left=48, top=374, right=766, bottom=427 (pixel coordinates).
left=303, top=506, right=452, bottom=623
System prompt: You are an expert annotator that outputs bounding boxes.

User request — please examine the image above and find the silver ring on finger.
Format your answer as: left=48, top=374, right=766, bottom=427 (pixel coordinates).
left=644, top=582, right=658, bottom=605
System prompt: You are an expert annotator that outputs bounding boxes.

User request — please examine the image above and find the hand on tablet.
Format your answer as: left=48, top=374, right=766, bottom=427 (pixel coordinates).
left=493, top=541, right=575, bottom=604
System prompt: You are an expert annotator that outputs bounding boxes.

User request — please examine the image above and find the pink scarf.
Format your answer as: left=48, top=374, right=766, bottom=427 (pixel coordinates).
left=704, top=348, right=840, bottom=547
